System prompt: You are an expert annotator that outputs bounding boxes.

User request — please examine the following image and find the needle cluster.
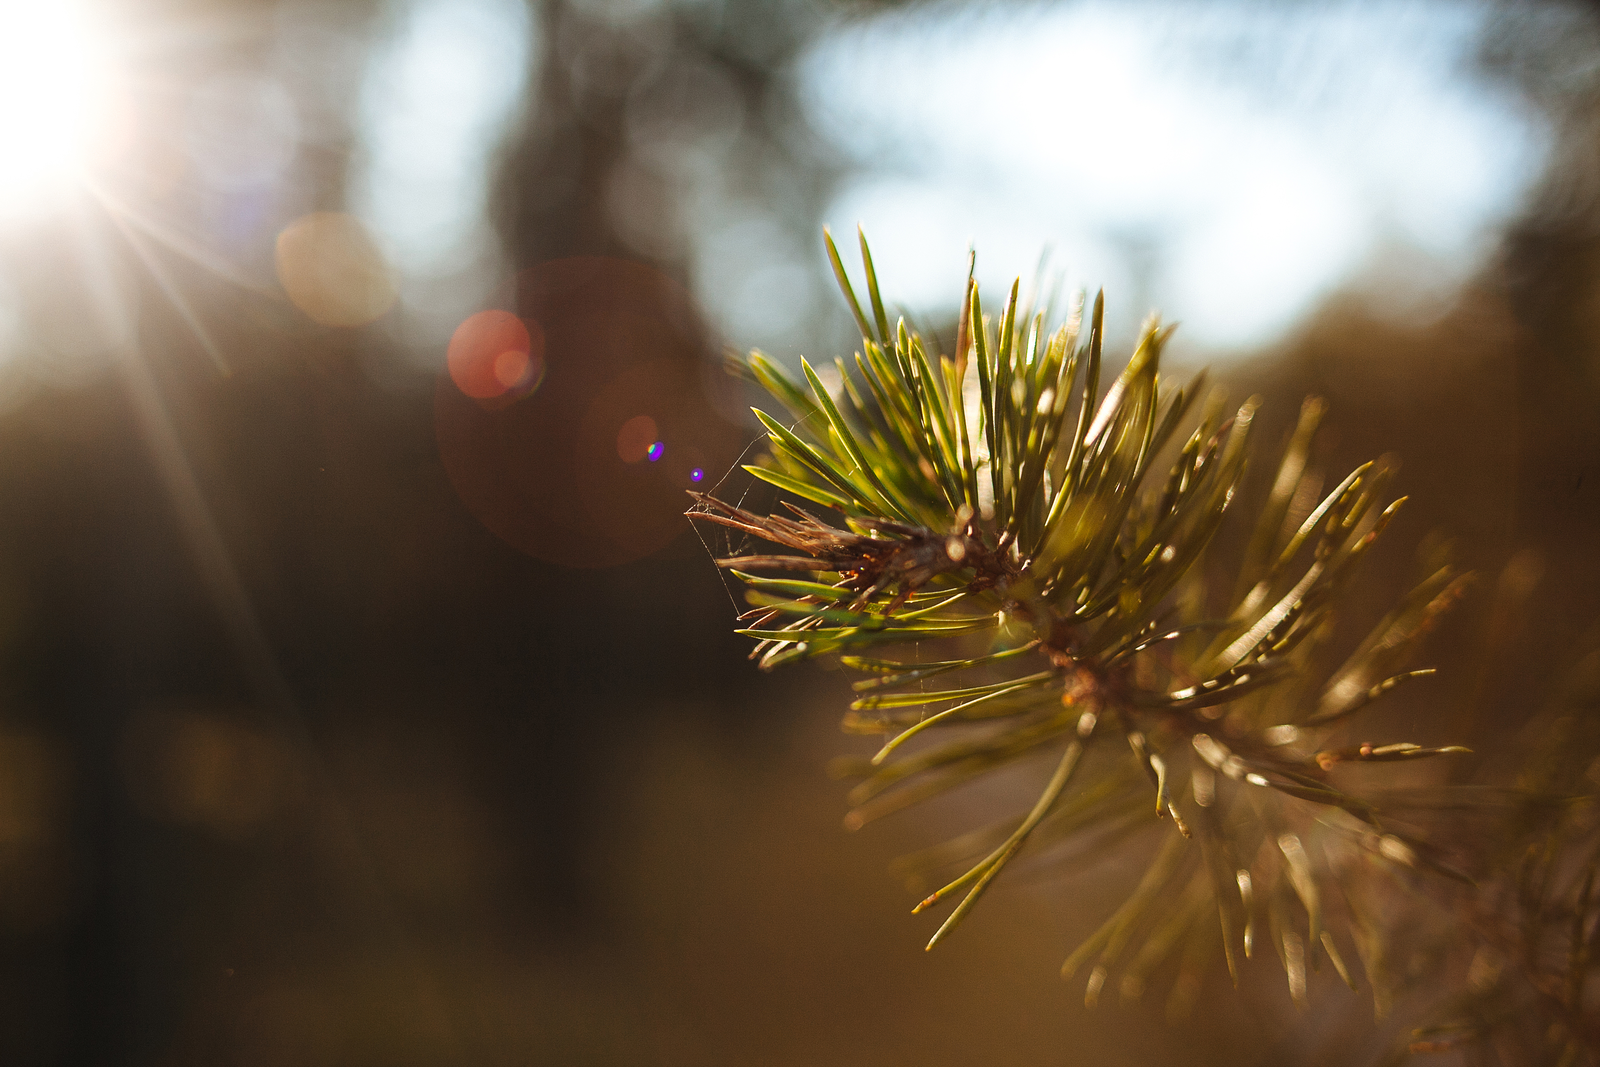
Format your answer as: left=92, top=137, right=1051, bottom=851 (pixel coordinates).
left=689, top=230, right=1471, bottom=1013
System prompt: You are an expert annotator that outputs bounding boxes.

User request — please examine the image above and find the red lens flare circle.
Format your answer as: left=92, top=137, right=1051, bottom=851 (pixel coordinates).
left=447, top=310, right=544, bottom=400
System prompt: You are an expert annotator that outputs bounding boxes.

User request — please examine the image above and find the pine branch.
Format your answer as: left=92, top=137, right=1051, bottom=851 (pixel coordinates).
left=689, top=230, right=1471, bottom=1011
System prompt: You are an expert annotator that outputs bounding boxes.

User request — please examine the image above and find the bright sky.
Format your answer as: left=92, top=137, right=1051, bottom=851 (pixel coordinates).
left=0, top=0, right=1555, bottom=375
left=797, top=0, right=1549, bottom=351
left=355, top=0, right=535, bottom=347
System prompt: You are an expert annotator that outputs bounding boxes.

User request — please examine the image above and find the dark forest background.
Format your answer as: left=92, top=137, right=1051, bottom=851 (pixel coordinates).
left=0, top=1, right=1596, bottom=1064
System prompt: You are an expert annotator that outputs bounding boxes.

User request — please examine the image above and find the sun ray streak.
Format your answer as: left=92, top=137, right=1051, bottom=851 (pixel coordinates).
left=84, top=180, right=272, bottom=295
left=100, top=199, right=230, bottom=375
left=65, top=206, right=474, bottom=1067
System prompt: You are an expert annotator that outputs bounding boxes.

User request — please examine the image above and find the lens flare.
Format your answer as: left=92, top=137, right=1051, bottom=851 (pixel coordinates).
left=616, top=414, right=658, bottom=462
left=492, top=348, right=531, bottom=389
left=447, top=310, right=544, bottom=400
left=275, top=212, right=397, bottom=327
left=435, top=257, right=744, bottom=568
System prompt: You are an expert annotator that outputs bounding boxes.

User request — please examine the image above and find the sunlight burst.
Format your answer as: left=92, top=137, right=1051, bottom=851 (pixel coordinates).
left=0, top=0, right=113, bottom=219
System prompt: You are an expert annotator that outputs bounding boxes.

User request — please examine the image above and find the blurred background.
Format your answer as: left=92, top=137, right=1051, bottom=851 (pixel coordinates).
left=0, top=0, right=1596, bottom=1063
